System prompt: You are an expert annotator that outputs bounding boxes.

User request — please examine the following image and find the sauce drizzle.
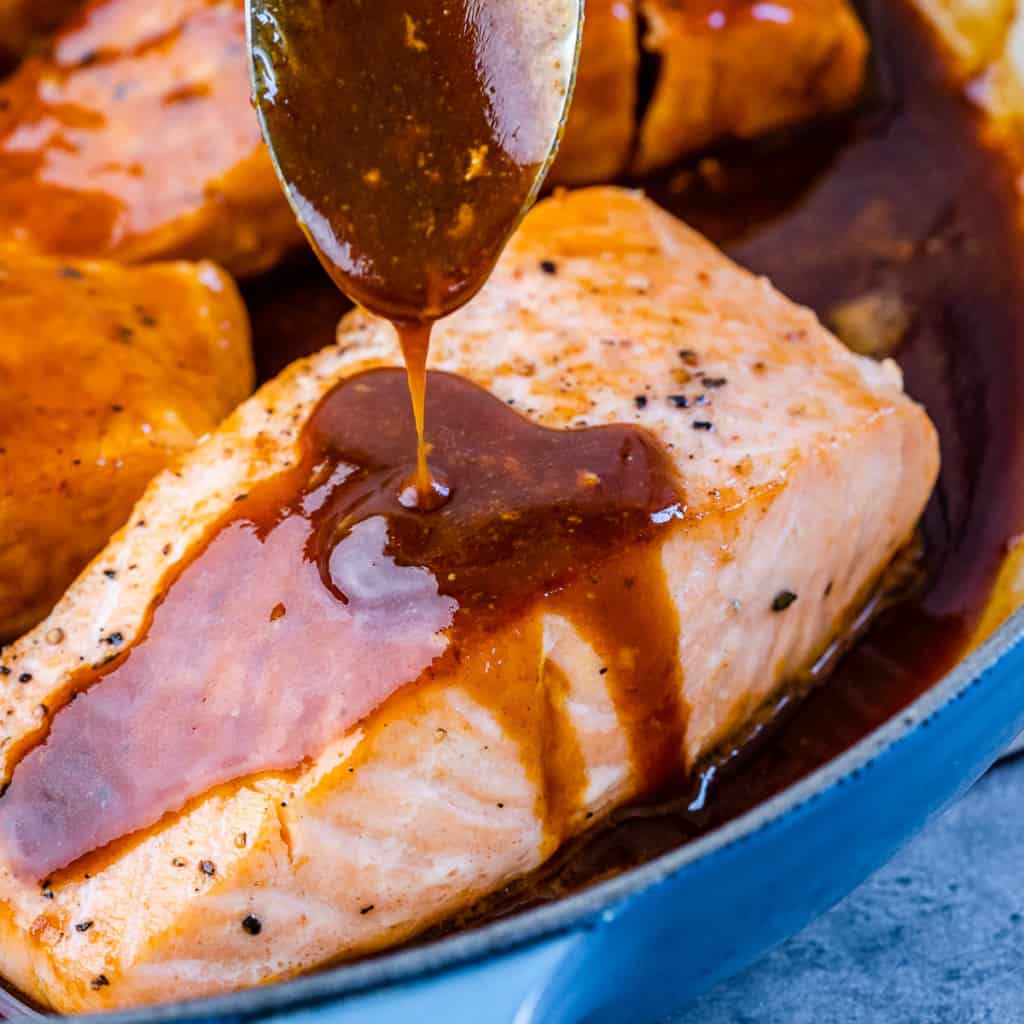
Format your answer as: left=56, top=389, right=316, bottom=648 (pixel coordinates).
left=0, top=370, right=683, bottom=880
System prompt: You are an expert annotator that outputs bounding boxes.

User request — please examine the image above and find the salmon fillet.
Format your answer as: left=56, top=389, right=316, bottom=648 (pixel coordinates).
left=0, top=244, right=253, bottom=640
left=551, top=0, right=869, bottom=183
left=633, top=0, right=870, bottom=175
left=0, top=0, right=301, bottom=275
left=0, top=188, right=938, bottom=1012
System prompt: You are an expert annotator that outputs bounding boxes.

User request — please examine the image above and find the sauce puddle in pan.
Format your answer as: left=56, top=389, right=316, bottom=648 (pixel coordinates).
left=244, top=0, right=1024, bottom=931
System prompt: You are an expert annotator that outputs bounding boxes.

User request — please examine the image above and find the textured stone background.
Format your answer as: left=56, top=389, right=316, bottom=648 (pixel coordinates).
left=669, top=755, right=1024, bottom=1023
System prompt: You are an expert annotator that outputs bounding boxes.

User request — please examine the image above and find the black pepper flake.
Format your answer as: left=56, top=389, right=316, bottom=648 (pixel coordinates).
left=110, top=404, right=124, bottom=413
left=692, top=421, right=713, bottom=431
left=76, top=920, right=93, bottom=933
left=633, top=395, right=648, bottom=410
left=58, top=266, right=83, bottom=280
left=540, top=259, right=558, bottom=275
left=704, top=377, right=728, bottom=389
left=669, top=395, right=689, bottom=409
left=103, top=569, right=117, bottom=579
left=242, top=914, right=262, bottom=935
left=772, top=590, right=798, bottom=612
left=42, top=890, right=54, bottom=900
left=678, top=349, right=699, bottom=366
left=104, top=633, right=124, bottom=647
left=359, top=905, right=375, bottom=915
left=162, top=543, right=172, bottom=556
left=599, top=667, right=608, bottom=675
left=0, top=666, right=9, bottom=676
left=18, top=673, right=32, bottom=683
left=171, top=857, right=187, bottom=868
left=824, top=581, right=834, bottom=598
left=199, top=860, right=216, bottom=877
left=90, top=975, right=109, bottom=990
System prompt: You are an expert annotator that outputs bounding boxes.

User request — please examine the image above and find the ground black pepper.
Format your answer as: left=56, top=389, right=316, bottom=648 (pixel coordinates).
left=772, top=590, right=798, bottom=612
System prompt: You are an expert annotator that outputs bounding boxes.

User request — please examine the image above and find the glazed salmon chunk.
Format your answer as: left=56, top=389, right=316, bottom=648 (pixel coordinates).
left=0, top=189, right=938, bottom=1012
left=553, top=0, right=869, bottom=183
left=0, top=0, right=300, bottom=275
left=0, top=245, right=253, bottom=640
left=0, top=0, right=868, bottom=250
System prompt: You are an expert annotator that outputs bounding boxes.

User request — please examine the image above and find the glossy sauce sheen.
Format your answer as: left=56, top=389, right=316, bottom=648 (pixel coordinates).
left=0, top=370, right=683, bottom=880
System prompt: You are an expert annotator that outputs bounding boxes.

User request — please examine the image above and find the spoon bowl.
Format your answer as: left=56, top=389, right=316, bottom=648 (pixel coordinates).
left=247, top=0, right=583, bottom=323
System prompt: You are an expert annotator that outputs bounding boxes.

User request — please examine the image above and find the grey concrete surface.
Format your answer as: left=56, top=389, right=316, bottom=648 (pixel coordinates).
left=669, top=755, right=1024, bottom=1023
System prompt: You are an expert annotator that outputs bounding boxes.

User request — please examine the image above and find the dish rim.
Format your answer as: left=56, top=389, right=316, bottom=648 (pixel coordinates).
left=61, top=601, right=1024, bottom=1023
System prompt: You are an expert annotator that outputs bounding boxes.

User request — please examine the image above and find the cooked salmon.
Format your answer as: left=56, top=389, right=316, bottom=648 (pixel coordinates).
left=0, top=0, right=301, bottom=275
left=0, top=244, right=253, bottom=640
left=552, top=0, right=869, bottom=183
left=633, top=0, right=870, bottom=175
left=0, top=188, right=938, bottom=1012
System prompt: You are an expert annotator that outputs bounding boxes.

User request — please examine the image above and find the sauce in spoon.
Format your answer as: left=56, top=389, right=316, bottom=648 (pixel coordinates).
left=250, top=0, right=581, bottom=503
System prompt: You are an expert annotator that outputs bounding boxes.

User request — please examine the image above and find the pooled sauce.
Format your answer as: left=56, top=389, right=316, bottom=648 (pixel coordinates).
left=0, top=370, right=683, bottom=881
left=250, top=0, right=578, bottom=499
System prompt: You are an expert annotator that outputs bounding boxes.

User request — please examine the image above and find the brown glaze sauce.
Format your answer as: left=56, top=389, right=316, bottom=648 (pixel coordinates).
left=0, top=370, right=683, bottom=880
left=250, top=0, right=576, bottom=497
left=244, top=0, right=1024, bottom=931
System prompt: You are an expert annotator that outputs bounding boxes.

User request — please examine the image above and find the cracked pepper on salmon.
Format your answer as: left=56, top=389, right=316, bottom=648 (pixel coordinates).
left=0, top=188, right=939, bottom=1011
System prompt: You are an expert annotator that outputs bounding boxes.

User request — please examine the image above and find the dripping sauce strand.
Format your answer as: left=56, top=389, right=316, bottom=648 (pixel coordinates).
left=250, top=0, right=577, bottom=506
left=397, top=322, right=440, bottom=507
